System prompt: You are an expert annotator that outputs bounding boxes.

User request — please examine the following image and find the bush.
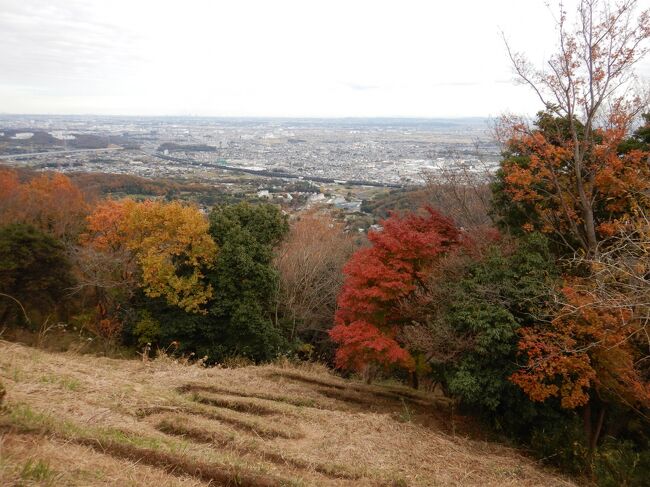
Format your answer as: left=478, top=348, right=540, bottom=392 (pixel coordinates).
left=593, top=439, right=650, bottom=487
left=529, top=416, right=588, bottom=475
left=132, top=310, right=161, bottom=348
left=431, top=233, right=559, bottom=420
left=0, top=224, right=75, bottom=327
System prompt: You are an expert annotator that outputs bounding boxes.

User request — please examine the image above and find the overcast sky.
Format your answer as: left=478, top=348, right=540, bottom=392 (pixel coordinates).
left=1, top=0, right=648, bottom=118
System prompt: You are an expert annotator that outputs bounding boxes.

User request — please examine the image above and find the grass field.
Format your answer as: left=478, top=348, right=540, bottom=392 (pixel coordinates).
left=0, top=341, right=575, bottom=486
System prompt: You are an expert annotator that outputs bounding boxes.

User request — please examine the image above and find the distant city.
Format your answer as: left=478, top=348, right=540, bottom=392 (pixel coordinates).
left=0, top=115, right=499, bottom=187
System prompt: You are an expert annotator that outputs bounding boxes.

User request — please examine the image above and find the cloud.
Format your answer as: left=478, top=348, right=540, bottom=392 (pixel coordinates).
left=343, top=82, right=380, bottom=92
left=0, top=0, right=647, bottom=117
left=0, top=0, right=141, bottom=92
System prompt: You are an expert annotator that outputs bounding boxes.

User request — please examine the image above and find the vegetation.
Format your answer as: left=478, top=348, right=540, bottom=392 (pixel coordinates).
left=0, top=224, right=75, bottom=327
left=0, top=1, right=648, bottom=485
left=274, top=211, right=356, bottom=361
left=0, top=342, right=576, bottom=486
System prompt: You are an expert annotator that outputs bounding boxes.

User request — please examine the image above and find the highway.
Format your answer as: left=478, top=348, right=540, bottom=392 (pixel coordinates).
left=149, top=152, right=404, bottom=189
left=0, top=147, right=123, bottom=160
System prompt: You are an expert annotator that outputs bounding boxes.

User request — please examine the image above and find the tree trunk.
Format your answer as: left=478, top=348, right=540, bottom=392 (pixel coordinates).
left=409, top=371, right=419, bottom=390
left=583, top=400, right=606, bottom=476
left=590, top=405, right=606, bottom=453
left=583, top=401, right=593, bottom=448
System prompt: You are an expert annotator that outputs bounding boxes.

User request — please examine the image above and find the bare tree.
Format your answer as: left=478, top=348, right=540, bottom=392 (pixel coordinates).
left=420, top=153, right=495, bottom=230
left=568, top=209, right=650, bottom=351
left=274, top=211, right=356, bottom=352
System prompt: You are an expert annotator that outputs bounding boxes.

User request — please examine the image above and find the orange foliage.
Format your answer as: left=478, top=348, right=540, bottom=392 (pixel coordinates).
left=500, top=123, right=649, bottom=253
left=0, top=168, right=88, bottom=242
left=511, top=283, right=650, bottom=409
left=83, top=198, right=216, bottom=314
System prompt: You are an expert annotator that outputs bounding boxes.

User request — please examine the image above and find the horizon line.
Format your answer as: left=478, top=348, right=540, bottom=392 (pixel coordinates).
left=0, top=112, right=498, bottom=121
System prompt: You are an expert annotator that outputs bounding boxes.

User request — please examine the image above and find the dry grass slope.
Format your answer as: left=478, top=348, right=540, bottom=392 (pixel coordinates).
left=0, top=341, right=576, bottom=486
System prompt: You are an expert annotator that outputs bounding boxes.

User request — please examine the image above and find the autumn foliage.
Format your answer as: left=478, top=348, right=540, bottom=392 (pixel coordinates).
left=0, top=169, right=88, bottom=242
left=511, top=282, right=649, bottom=409
left=330, top=207, right=462, bottom=372
left=496, top=114, right=649, bottom=254
left=84, top=199, right=217, bottom=314
left=274, top=210, right=355, bottom=350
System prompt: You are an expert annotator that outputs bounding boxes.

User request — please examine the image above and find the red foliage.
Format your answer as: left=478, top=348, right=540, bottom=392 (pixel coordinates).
left=329, top=321, right=413, bottom=371
left=329, top=207, right=462, bottom=372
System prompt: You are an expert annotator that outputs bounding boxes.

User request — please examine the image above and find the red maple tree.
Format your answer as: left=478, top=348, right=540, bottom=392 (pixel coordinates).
left=329, top=207, right=462, bottom=374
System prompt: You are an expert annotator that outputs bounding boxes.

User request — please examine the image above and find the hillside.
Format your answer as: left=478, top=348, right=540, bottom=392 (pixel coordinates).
left=0, top=342, right=573, bottom=486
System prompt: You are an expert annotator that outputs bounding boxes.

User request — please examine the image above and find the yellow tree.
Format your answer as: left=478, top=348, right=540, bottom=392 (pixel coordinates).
left=83, top=199, right=217, bottom=316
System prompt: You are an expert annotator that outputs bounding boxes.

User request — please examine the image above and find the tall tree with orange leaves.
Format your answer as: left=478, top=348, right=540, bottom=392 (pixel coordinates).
left=497, top=0, right=650, bottom=257
left=496, top=1, right=650, bottom=466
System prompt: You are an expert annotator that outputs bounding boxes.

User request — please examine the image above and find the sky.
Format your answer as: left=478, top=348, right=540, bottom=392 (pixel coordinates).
left=0, top=0, right=648, bottom=118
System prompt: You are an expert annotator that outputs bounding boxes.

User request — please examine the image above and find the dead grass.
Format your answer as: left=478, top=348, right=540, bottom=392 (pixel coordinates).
left=155, top=414, right=361, bottom=481
left=0, top=432, right=204, bottom=487
left=137, top=404, right=303, bottom=440
left=317, top=387, right=376, bottom=406
left=0, top=341, right=577, bottom=486
left=187, top=391, right=287, bottom=416
left=0, top=404, right=294, bottom=487
left=268, top=370, right=347, bottom=390
left=178, top=384, right=321, bottom=408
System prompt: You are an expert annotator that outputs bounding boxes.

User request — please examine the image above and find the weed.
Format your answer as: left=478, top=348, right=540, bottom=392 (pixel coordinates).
left=397, top=398, right=413, bottom=423
left=39, top=374, right=81, bottom=391
left=20, top=458, right=56, bottom=483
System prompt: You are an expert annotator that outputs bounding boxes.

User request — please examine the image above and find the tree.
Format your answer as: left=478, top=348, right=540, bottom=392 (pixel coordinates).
left=0, top=170, right=88, bottom=244
left=495, top=1, right=650, bottom=460
left=122, top=200, right=217, bottom=313
left=498, top=0, right=650, bottom=256
left=421, top=157, right=495, bottom=230
left=82, top=199, right=216, bottom=322
left=330, top=207, right=462, bottom=377
left=274, top=211, right=356, bottom=356
left=0, top=224, right=75, bottom=326
left=399, top=233, right=559, bottom=416
left=202, top=203, right=290, bottom=362
left=512, top=282, right=649, bottom=454
left=493, top=110, right=650, bottom=256
left=511, top=215, right=650, bottom=454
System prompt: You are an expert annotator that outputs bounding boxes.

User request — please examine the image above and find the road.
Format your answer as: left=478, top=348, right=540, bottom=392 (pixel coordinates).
left=0, top=147, right=123, bottom=160
left=149, top=151, right=404, bottom=189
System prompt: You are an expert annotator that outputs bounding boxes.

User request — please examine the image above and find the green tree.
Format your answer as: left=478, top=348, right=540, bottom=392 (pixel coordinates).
left=403, top=233, right=560, bottom=433
left=206, top=203, right=290, bottom=362
left=130, top=203, right=290, bottom=362
left=444, top=235, right=557, bottom=412
left=0, top=224, right=75, bottom=327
